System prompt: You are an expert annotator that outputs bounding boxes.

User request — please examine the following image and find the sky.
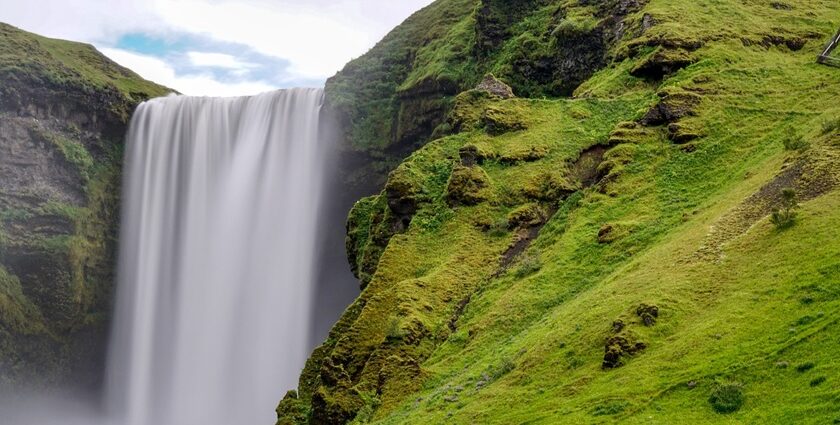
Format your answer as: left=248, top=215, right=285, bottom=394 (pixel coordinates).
left=0, top=0, right=435, bottom=96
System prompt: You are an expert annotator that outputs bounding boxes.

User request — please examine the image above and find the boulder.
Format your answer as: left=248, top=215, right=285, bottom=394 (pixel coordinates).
left=475, top=74, right=516, bottom=99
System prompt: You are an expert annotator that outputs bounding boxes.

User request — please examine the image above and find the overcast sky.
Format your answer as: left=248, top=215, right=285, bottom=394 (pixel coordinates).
left=0, top=0, right=434, bottom=96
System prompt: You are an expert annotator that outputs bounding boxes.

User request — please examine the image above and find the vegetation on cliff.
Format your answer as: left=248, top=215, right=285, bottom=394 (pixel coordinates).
left=325, top=0, right=638, bottom=190
left=0, top=23, right=170, bottom=389
left=281, top=0, right=840, bottom=423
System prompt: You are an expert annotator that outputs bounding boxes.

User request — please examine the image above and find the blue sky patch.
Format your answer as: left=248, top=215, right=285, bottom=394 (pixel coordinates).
left=113, top=32, right=323, bottom=89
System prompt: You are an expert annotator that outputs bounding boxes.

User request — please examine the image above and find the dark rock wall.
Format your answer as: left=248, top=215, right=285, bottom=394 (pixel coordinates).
left=0, top=23, right=169, bottom=392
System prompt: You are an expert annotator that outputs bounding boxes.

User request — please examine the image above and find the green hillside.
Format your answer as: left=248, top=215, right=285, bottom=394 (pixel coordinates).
left=281, top=0, right=840, bottom=423
left=0, top=23, right=170, bottom=389
left=0, top=23, right=170, bottom=117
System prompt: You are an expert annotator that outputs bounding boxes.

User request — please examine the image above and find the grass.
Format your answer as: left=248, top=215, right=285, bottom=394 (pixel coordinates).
left=0, top=23, right=171, bottom=103
left=285, top=0, right=840, bottom=423
left=0, top=266, right=46, bottom=335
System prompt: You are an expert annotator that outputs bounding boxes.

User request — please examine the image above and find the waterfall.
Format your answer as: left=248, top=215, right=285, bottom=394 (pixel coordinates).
left=106, top=89, right=326, bottom=425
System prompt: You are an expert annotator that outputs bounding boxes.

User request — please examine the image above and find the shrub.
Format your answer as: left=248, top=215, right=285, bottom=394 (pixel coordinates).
left=810, top=376, right=827, bottom=387
left=795, top=362, right=815, bottom=373
left=782, top=128, right=808, bottom=151
left=385, top=317, right=405, bottom=340
left=709, top=382, right=744, bottom=414
left=820, top=117, right=840, bottom=135
left=487, top=217, right=510, bottom=237
left=515, top=252, right=542, bottom=278
left=491, top=357, right=516, bottom=380
left=770, top=188, right=798, bottom=230
left=592, top=400, right=628, bottom=416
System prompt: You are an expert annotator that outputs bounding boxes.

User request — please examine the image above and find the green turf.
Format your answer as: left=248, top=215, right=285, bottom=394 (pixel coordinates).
left=282, top=0, right=840, bottom=423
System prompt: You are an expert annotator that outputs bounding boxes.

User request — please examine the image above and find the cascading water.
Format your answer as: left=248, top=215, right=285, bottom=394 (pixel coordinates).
left=106, top=88, right=326, bottom=425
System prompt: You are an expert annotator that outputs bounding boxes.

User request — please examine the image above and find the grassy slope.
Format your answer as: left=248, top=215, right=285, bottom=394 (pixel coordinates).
left=325, top=0, right=478, bottom=152
left=286, top=0, right=840, bottom=423
left=0, top=22, right=171, bottom=104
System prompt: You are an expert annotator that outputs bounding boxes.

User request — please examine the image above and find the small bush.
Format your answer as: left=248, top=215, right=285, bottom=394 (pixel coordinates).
left=352, top=391, right=382, bottom=423
left=491, top=357, right=516, bottom=380
left=592, top=400, right=628, bottom=416
left=487, top=217, right=510, bottom=237
left=709, top=382, right=744, bottom=414
left=782, top=128, right=809, bottom=151
left=770, top=188, right=798, bottom=230
left=795, top=362, right=816, bottom=373
left=793, top=315, right=816, bottom=326
left=821, top=117, right=840, bottom=135
left=515, top=252, right=542, bottom=278
left=810, top=376, right=827, bottom=387
left=385, top=317, right=405, bottom=340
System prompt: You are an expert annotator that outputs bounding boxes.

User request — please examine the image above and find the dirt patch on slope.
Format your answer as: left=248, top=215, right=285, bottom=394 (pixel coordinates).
left=693, top=147, right=840, bottom=262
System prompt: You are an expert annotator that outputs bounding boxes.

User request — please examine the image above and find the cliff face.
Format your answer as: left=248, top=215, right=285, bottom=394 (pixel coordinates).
left=0, top=23, right=169, bottom=390
left=325, top=0, right=640, bottom=192
left=281, top=0, right=840, bottom=423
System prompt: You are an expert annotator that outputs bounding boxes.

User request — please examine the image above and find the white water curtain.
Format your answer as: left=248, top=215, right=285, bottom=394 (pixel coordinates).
left=107, top=89, right=325, bottom=425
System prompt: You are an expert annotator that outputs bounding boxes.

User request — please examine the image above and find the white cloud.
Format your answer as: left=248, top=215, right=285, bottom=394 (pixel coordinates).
left=0, top=0, right=162, bottom=42
left=0, top=0, right=436, bottom=95
left=186, top=52, right=256, bottom=70
left=151, top=0, right=372, bottom=79
left=101, top=48, right=276, bottom=97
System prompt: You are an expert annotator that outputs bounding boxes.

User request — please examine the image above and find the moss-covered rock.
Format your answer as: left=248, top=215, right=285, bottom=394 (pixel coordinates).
left=446, top=165, right=493, bottom=206
left=325, top=0, right=646, bottom=192
left=522, top=170, right=575, bottom=201
left=475, top=73, right=515, bottom=98
left=0, top=23, right=170, bottom=390
left=667, top=121, right=704, bottom=144
left=506, top=203, right=548, bottom=229
left=640, top=90, right=702, bottom=126
left=310, top=384, right=364, bottom=425
left=630, top=47, right=697, bottom=80
left=275, top=391, right=309, bottom=425
left=481, top=105, right=528, bottom=135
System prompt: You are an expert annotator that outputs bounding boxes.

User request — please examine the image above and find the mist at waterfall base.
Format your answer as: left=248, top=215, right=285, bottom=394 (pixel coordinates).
left=4, top=88, right=361, bottom=425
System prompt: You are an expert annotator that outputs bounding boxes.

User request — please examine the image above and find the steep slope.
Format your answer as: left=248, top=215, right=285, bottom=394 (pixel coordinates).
left=0, top=23, right=170, bottom=390
left=279, top=0, right=840, bottom=423
left=325, top=0, right=643, bottom=191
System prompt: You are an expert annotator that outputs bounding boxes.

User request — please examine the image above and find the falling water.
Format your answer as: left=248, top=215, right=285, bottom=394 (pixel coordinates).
left=106, top=89, right=326, bottom=425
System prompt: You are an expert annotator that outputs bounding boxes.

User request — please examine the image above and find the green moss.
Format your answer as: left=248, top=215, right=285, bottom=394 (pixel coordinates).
left=445, top=165, right=493, bottom=206
left=506, top=204, right=547, bottom=228
left=551, top=16, right=599, bottom=40
left=481, top=105, right=527, bottom=135
left=287, top=0, right=840, bottom=423
left=46, top=132, right=95, bottom=182
left=0, top=266, right=46, bottom=335
left=0, top=22, right=167, bottom=389
left=0, top=23, right=171, bottom=104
